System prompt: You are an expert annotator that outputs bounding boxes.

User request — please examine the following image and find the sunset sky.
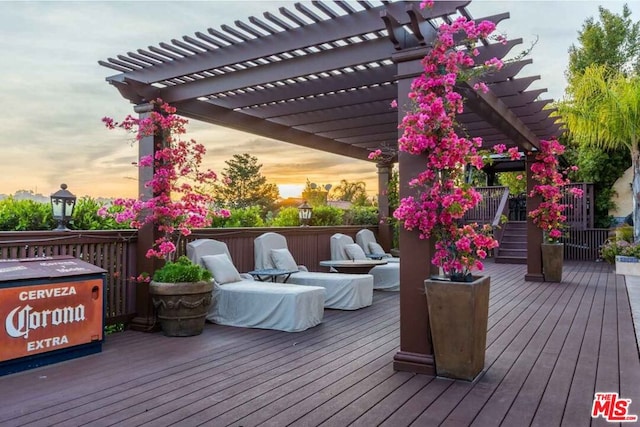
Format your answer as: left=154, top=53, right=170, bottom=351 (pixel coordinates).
left=1, top=1, right=636, bottom=200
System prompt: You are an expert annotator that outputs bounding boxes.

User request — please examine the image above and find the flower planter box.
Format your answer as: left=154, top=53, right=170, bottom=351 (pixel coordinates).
left=615, top=256, right=640, bottom=277
left=424, top=275, right=490, bottom=381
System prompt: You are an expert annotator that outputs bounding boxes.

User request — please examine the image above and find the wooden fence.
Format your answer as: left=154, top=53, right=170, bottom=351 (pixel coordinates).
left=562, top=228, right=610, bottom=261
left=0, top=230, right=138, bottom=325
left=0, top=226, right=373, bottom=325
left=563, top=183, right=595, bottom=230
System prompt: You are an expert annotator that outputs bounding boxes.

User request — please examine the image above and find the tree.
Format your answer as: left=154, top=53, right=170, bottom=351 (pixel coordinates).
left=301, top=179, right=330, bottom=207
left=563, top=4, right=639, bottom=227
left=567, top=4, right=639, bottom=80
left=560, top=65, right=640, bottom=239
left=212, top=153, right=279, bottom=214
left=330, top=179, right=369, bottom=206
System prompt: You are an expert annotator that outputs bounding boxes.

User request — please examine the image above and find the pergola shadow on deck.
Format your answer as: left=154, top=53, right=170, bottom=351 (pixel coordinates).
left=2, top=261, right=638, bottom=426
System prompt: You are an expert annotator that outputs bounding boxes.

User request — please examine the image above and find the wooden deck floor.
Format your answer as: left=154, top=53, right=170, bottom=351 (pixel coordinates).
left=1, top=260, right=639, bottom=426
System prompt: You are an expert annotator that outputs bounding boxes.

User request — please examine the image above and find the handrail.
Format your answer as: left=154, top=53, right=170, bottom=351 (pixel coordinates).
left=493, top=187, right=510, bottom=228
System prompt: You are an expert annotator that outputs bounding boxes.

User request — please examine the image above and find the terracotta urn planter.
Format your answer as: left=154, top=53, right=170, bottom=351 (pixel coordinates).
left=541, top=243, right=564, bottom=282
left=150, top=280, right=213, bottom=337
left=424, top=275, right=490, bottom=381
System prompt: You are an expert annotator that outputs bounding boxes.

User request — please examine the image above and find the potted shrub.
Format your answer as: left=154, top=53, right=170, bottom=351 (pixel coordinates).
left=150, top=256, right=213, bottom=337
left=100, top=98, right=229, bottom=336
left=390, top=11, right=505, bottom=381
left=528, top=138, right=583, bottom=282
left=601, top=225, right=640, bottom=283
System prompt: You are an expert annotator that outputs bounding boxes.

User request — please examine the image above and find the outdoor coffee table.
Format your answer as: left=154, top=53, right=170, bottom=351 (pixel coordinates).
left=319, top=259, right=387, bottom=275
left=247, top=268, right=299, bottom=283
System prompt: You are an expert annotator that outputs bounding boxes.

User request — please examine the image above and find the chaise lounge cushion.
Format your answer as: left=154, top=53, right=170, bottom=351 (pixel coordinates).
left=368, top=242, right=387, bottom=257
left=201, top=254, right=242, bottom=284
left=332, top=233, right=400, bottom=292
left=254, top=232, right=373, bottom=310
left=270, top=248, right=298, bottom=271
left=187, top=238, right=325, bottom=332
left=356, top=229, right=399, bottom=263
left=345, top=243, right=367, bottom=260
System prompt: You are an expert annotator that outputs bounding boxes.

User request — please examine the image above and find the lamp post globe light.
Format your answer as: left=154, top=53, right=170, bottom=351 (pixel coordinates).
left=50, top=183, right=77, bottom=231
left=298, top=201, right=312, bottom=226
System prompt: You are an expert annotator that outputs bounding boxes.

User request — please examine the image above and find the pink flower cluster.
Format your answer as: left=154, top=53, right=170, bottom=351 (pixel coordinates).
left=393, top=17, right=504, bottom=278
left=528, top=138, right=582, bottom=243
left=100, top=99, right=230, bottom=261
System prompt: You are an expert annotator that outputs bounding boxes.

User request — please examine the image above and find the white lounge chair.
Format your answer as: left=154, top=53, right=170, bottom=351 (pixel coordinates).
left=356, top=229, right=400, bottom=263
left=254, top=232, right=374, bottom=310
left=187, top=239, right=325, bottom=332
left=331, top=233, right=400, bottom=292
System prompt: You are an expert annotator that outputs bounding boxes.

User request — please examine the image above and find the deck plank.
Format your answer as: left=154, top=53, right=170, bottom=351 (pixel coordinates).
left=0, top=261, right=638, bottom=427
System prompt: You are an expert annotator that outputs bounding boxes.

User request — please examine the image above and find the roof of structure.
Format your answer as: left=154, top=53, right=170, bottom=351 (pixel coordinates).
left=99, top=0, right=562, bottom=164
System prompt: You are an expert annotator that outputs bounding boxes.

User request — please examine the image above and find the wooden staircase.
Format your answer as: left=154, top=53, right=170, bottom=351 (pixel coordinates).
left=495, top=221, right=527, bottom=264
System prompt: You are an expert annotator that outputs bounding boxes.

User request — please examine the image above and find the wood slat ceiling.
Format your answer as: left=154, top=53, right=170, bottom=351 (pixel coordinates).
left=99, top=0, right=562, bottom=163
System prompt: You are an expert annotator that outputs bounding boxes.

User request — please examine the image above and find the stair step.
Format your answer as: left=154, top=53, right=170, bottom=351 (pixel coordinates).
left=495, top=256, right=527, bottom=264
left=498, top=249, right=527, bottom=257
left=500, top=242, right=527, bottom=250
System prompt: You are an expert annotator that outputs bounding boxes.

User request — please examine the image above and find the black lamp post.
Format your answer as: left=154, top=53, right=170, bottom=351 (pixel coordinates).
left=51, top=183, right=77, bottom=231
left=298, top=201, right=312, bottom=226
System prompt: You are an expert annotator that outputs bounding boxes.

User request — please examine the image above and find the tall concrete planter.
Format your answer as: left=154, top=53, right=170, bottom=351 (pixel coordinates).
left=541, top=243, right=564, bottom=282
left=424, top=275, right=490, bottom=381
left=150, top=280, right=213, bottom=337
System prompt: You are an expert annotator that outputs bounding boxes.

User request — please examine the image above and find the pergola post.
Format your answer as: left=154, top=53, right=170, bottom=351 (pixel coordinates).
left=525, top=151, right=544, bottom=281
left=392, top=53, right=437, bottom=375
left=376, top=161, right=393, bottom=251
left=129, top=102, right=163, bottom=332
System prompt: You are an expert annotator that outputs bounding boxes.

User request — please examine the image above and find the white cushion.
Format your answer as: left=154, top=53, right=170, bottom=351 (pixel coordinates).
left=368, top=242, right=386, bottom=256
left=345, top=243, right=367, bottom=260
left=270, top=248, right=298, bottom=270
left=201, top=254, right=242, bottom=284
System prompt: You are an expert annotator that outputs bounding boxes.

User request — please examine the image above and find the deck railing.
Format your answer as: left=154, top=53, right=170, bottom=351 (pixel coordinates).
left=562, top=228, right=609, bottom=261
left=0, top=223, right=608, bottom=325
left=563, top=183, right=595, bottom=229
left=465, top=186, right=508, bottom=223
left=0, top=230, right=138, bottom=325
left=0, top=226, right=374, bottom=325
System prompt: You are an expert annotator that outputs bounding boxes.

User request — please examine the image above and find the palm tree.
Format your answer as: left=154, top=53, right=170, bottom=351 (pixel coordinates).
left=331, top=179, right=367, bottom=205
left=560, top=64, right=640, bottom=239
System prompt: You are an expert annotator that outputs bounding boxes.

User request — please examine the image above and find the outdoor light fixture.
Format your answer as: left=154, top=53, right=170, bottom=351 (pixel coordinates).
left=298, top=201, right=312, bottom=227
left=51, top=183, right=77, bottom=231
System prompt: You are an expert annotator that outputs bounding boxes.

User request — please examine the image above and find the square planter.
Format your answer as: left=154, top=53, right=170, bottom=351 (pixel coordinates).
left=615, top=256, right=640, bottom=277
left=424, top=275, right=490, bottom=381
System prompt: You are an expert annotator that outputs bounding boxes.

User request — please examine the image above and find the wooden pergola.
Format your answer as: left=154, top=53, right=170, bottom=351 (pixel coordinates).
left=100, top=0, right=561, bottom=376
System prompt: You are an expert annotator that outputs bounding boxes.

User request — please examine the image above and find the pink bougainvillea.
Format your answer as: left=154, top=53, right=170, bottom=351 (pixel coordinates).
left=99, top=99, right=230, bottom=263
left=528, top=138, right=583, bottom=243
left=392, top=15, right=504, bottom=280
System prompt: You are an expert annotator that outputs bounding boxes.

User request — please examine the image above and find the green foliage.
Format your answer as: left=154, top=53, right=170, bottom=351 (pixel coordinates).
left=72, top=197, right=131, bottom=230
left=616, top=224, right=634, bottom=242
left=0, top=197, right=55, bottom=231
left=600, top=224, right=637, bottom=263
left=270, top=207, right=300, bottom=226
left=387, top=167, right=400, bottom=249
left=223, top=206, right=265, bottom=227
left=330, top=179, right=369, bottom=206
left=310, top=205, right=343, bottom=226
left=562, top=5, right=639, bottom=228
left=566, top=4, right=639, bottom=80
left=497, top=172, right=526, bottom=195
left=301, top=179, right=330, bottom=207
left=564, top=144, right=630, bottom=228
left=152, top=255, right=212, bottom=283
left=105, top=323, right=125, bottom=334
left=343, top=206, right=378, bottom=225
left=212, top=153, right=280, bottom=213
